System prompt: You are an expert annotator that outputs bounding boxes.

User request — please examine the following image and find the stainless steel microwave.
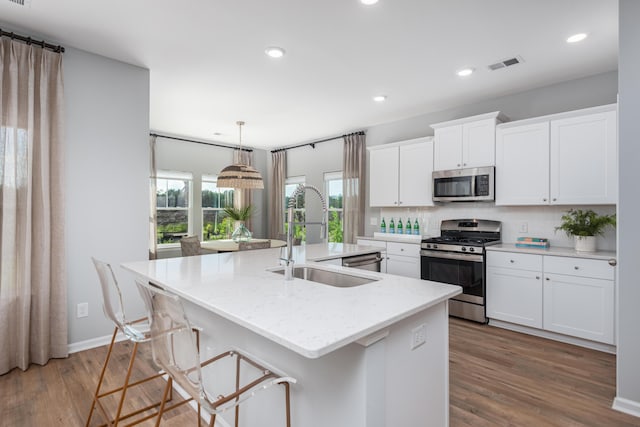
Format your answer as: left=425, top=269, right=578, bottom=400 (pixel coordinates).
left=432, top=166, right=495, bottom=202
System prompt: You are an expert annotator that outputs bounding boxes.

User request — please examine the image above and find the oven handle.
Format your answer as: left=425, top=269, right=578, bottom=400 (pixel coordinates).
left=420, top=250, right=484, bottom=263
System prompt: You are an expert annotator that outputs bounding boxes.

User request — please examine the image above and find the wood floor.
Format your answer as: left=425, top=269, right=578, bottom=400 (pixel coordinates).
left=1, top=319, right=639, bottom=426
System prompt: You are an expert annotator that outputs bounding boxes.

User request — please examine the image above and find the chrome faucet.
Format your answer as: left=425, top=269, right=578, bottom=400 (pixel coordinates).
left=280, top=184, right=328, bottom=280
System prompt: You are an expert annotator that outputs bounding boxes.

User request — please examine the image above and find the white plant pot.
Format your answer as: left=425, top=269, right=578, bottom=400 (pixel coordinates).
left=574, top=235, right=597, bottom=252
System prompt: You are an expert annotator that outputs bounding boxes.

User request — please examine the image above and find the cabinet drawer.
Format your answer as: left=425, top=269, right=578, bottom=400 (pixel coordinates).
left=386, top=241, right=420, bottom=258
left=486, top=251, right=542, bottom=271
left=544, top=256, right=614, bottom=280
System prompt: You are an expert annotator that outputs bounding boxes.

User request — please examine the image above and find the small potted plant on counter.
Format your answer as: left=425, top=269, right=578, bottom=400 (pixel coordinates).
left=224, top=205, right=255, bottom=242
left=555, top=209, right=616, bottom=252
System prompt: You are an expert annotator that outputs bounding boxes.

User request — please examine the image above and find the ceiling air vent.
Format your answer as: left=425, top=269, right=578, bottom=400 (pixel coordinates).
left=488, top=56, right=524, bottom=71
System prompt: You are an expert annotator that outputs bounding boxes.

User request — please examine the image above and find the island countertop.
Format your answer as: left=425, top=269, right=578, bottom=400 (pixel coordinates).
left=122, top=243, right=461, bottom=359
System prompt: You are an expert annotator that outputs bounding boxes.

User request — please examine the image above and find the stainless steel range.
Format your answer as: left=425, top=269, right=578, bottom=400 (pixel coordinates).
left=420, top=219, right=502, bottom=323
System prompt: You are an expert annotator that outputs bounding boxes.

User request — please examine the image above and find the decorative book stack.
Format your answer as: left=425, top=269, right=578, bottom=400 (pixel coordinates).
left=516, top=237, right=550, bottom=249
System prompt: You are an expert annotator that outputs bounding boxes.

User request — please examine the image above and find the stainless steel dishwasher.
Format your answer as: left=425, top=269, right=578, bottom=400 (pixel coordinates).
left=341, top=252, right=382, bottom=272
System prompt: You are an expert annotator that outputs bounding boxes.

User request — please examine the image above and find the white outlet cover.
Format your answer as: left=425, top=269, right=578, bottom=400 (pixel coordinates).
left=370, top=217, right=378, bottom=226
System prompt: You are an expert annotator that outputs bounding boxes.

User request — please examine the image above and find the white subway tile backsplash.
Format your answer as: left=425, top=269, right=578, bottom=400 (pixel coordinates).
left=370, top=204, right=616, bottom=251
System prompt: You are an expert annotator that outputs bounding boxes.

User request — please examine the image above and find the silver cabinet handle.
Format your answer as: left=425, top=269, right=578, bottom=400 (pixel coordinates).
left=545, top=277, right=550, bottom=281
left=400, top=248, right=404, bottom=251
left=394, top=201, right=398, bottom=205
left=463, top=163, right=467, bottom=166
left=457, top=163, right=461, bottom=167
left=574, top=266, right=579, bottom=270
left=553, top=198, right=557, bottom=201
left=536, top=276, right=540, bottom=280
left=609, top=259, right=617, bottom=266
left=510, top=259, right=515, bottom=263
left=398, top=201, right=402, bottom=205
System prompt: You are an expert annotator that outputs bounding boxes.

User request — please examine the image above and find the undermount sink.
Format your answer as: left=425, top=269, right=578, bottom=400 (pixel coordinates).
left=270, top=266, right=379, bottom=287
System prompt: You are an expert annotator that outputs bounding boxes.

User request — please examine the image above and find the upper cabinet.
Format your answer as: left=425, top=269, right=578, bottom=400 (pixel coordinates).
left=496, top=104, right=617, bottom=206
left=431, top=112, right=507, bottom=171
left=368, top=137, right=434, bottom=207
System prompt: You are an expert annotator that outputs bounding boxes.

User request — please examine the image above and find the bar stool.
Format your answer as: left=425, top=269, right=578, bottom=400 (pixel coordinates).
left=135, top=279, right=296, bottom=427
left=87, top=258, right=170, bottom=426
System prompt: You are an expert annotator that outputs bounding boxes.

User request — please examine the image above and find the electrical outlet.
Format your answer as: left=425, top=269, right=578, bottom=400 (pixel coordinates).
left=410, top=323, right=426, bottom=350
left=370, top=217, right=378, bottom=226
left=519, top=222, right=528, bottom=233
left=77, top=302, right=88, bottom=318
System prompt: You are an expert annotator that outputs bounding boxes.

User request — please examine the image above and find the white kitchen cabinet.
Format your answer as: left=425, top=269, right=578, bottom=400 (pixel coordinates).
left=495, top=122, right=550, bottom=205
left=386, top=241, right=421, bottom=279
left=431, top=112, right=506, bottom=171
left=486, top=250, right=616, bottom=345
left=543, top=256, right=615, bottom=345
left=486, top=252, right=543, bottom=328
left=368, top=137, right=434, bottom=207
left=550, top=110, right=617, bottom=205
left=356, top=238, right=387, bottom=273
left=495, top=104, right=617, bottom=206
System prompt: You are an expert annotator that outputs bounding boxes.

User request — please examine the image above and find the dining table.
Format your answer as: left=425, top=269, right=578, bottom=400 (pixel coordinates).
left=200, top=238, right=286, bottom=253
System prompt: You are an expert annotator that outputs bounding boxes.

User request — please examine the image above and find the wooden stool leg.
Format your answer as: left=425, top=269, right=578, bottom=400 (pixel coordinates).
left=284, top=382, right=292, bottom=427
left=154, top=377, right=173, bottom=427
left=113, top=341, right=140, bottom=426
left=86, top=327, right=118, bottom=427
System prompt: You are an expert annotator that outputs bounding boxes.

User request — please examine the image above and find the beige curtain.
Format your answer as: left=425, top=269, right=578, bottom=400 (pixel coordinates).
left=149, top=135, right=158, bottom=259
left=0, top=37, right=67, bottom=374
left=343, top=132, right=366, bottom=244
left=269, top=150, right=286, bottom=239
left=234, top=149, right=254, bottom=230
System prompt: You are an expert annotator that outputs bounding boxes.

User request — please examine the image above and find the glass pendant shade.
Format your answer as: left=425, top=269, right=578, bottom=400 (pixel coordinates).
left=217, top=121, right=264, bottom=189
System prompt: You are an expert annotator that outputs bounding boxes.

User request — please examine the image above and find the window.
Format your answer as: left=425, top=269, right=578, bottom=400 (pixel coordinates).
left=156, top=171, right=192, bottom=245
left=201, top=175, right=235, bottom=241
left=284, top=176, right=306, bottom=242
left=325, top=172, right=343, bottom=243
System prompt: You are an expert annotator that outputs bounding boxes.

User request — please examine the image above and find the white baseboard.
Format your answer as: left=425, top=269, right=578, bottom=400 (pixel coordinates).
left=488, top=319, right=617, bottom=354
left=67, top=331, right=126, bottom=354
left=613, top=397, right=640, bottom=418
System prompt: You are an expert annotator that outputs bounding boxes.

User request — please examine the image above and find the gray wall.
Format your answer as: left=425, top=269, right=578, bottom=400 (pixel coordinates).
left=616, top=0, right=640, bottom=413
left=64, top=47, right=150, bottom=347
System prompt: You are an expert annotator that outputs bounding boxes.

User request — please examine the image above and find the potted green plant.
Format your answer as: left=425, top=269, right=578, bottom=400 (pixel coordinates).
left=223, top=205, right=255, bottom=242
left=555, top=209, right=616, bottom=252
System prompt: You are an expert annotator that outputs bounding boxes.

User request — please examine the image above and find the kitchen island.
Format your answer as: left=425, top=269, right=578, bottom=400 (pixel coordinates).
left=122, top=243, right=461, bottom=427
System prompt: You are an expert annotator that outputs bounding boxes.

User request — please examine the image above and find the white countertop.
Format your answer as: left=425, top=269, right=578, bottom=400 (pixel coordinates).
left=122, top=243, right=461, bottom=359
left=487, top=243, right=616, bottom=261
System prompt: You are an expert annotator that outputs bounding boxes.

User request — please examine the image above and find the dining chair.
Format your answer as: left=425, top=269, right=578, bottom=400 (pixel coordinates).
left=87, top=258, right=169, bottom=427
left=135, top=279, right=296, bottom=427
left=180, top=235, right=203, bottom=257
left=238, top=240, right=271, bottom=251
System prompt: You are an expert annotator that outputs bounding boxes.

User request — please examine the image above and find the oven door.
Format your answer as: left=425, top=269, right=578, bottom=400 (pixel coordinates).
left=420, top=250, right=484, bottom=304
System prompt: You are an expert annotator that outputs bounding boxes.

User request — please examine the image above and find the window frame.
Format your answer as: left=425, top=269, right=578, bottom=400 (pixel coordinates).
left=201, top=174, right=235, bottom=242
left=155, top=170, right=193, bottom=248
left=324, top=171, right=344, bottom=243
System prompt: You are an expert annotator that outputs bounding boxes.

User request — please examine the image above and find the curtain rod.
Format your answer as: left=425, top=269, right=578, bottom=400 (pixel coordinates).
left=0, top=28, right=65, bottom=53
left=270, top=130, right=365, bottom=153
left=150, top=133, right=253, bottom=152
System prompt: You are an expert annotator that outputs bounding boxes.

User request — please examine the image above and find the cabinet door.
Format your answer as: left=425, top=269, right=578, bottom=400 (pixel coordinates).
left=550, top=110, right=617, bottom=205
left=398, top=140, right=434, bottom=206
left=486, top=266, right=543, bottom=328
left=462, top=118, right=496, bottom=168
left=386, top=255, right=420, bottom=278
left=495, top=122, right=550, bottom=205
left=369, top=146, right=399, bottom=206
left=433, top=125, right=463, bottom=171
left=543, top=274, right=614, bottom=344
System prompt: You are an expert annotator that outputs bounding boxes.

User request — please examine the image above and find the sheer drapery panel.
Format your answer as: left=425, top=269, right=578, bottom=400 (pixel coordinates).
left=342, top=133, right=366, bottom=244
left=0, top=37, right=67, bottom=374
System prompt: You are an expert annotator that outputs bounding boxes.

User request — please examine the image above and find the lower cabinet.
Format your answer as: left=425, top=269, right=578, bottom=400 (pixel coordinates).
left=486, top=251, right=615, bottom=345
left=356, top=239, right=420, bottom=278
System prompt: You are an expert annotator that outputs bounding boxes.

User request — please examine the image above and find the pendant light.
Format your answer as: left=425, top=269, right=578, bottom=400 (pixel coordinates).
left=217, top=121, right=264, bottom=189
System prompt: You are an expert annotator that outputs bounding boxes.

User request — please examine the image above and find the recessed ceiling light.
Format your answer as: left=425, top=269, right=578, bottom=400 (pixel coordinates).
left=373, top=95, right=387, bottom=102
left=566, top=33, right=588, bottom=43
left=457, top=68, right=474, bottom=77
left=265, top=46, right=285, bottom=58
left=360, top=0, right=379, bottom=5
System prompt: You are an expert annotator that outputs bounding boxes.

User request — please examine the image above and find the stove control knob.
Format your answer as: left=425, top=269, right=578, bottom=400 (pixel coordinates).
left=426, top=244, right=431, bottom=249
left=469, top=247, right=475, bottom=252
left=461, top=247, right=467, bottom=252
left=433, top=244, right=438, bottom=249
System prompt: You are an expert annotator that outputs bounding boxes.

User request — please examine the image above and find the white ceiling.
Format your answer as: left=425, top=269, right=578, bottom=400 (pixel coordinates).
left=0, top=0, right=618, bottom=149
